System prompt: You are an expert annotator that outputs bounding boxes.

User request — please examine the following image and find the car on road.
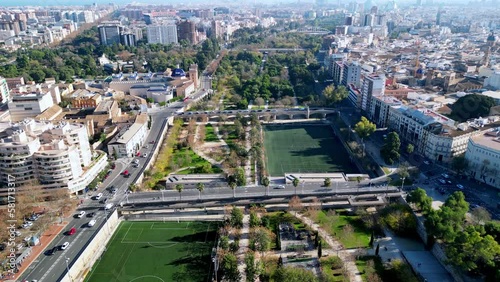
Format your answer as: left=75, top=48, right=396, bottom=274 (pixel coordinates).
left=110, top=187, right=117, bottom=194
left=123, top=170, right=130, bottom=177
left=439, top=179, right=447, bottom=185
left=60, top=242, right=69, bottom=250
left=101, top=198, right=108, bottom=204
left=45, top=246, right=58, bottom=256
left=144, top=145, right=149, bottom=149
left=88, top=219, right=97, bottom=227
left=274, top=185, right=286, bottom=189
left=441, top=173, right=450, bottom=179
left=87, top=212, right=95, bottom=218
left=67, top=227, right=76, bottom=236
left=105, top=203, right=114, bottom=210
left=76, top=211, right=86, bottom=218
left=149, top=140, right=155, bottom=144
left=133, top=159, right=139, bottom=165
left=111, top=163, right=116, bottom=169
left=423, top=161, right=430, bottom=165
left=94, top=193, right=103, bottom=200
left=142, top=153, right=148, bottom=158
left=456, top=184, right=464, bottom=189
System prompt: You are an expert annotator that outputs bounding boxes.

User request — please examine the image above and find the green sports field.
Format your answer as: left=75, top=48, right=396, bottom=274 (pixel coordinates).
left=263, top=125, right=359, bottom=176
left=85, top=221, right=218, bottom=282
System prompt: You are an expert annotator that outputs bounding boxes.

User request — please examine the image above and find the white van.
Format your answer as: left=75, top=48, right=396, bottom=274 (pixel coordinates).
left=95, top=193, right=103, bottom=200
left=104, top=203, right=114, bottom=210
left=88, top=219, right=97, bottom=227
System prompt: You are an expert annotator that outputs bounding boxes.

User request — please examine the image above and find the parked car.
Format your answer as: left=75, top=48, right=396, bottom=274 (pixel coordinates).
left=88, top=219, right=97, bottom=227
left=94, top=193, right=103, bottom=201
left=45, top=246, right=58, bottom=256
left=439, top=179, right=447, bottom=185
left=142, top=153, right=148, bottom=158
left=87, top=212, right=95, bottom=218
left=76, top=211, right=86, bottom=218
left=67, top=227, right=76, bottom=236
left=456, top=184, right=464, bottom=189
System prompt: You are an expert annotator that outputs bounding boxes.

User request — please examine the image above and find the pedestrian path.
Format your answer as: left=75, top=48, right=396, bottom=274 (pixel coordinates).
left=294, top=213, right=363, bottom=282
left=237, top=213, right=250, bottom=281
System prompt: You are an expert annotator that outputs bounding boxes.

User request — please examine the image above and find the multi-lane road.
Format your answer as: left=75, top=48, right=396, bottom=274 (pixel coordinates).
left=20, top=88, right=208, bottom=282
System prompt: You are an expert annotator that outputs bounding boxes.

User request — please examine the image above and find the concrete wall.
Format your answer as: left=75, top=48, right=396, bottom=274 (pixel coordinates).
left=60, top=210, right=120, bottom=282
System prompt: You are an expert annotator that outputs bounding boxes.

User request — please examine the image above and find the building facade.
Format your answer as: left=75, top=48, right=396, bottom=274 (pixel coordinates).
left=0, top=76, right=10, bottom=104
left=8, top=92, right=54, bottom=122
left=146, top=24, right=178, bottom=45
left=107, top=114, right=148, bottom=158
left=465, top=130, right=500, bottom=189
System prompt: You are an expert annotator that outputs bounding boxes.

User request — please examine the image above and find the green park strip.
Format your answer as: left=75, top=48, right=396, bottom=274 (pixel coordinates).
left=263, top=125, right=358, bottom=176
left=84, top=221, right=219, bottom=282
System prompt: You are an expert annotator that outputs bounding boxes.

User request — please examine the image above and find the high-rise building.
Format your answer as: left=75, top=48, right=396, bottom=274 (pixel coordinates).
left=211, top=20, right=223, bottom=39
left=361, top=73, right=385, bottom=113
left=341, top=61, right=362, bottom=88
left=177, top=20, right=197, bottom=44
left=98, top=24, right=123, bottom=45
left=146, top=24, right=178, bottom=45
left=189, top=64, right=199, bottom=88
left=363, top=14, right=375, bottom=27
left=121, top=33, right=136, bottom=47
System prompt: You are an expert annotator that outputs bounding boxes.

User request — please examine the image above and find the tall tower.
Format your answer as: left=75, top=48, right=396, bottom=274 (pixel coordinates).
left=189, top=64, right=199, bottom=88
left=436, top=8, right=441, bottom=26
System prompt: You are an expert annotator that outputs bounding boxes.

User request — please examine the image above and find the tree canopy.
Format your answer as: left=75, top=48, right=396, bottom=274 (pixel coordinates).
left=322, top=84, right=348, bottom=104
left=380, top=132, right=401, bottom=165
left=354, top=116, right=376, bottom=140
left=450, top=94, right=495, bottom=122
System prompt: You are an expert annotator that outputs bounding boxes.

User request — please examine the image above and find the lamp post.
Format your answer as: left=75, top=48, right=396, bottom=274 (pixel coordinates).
left=65, top=257, right=72, bottom=282
left=301, top=181, right=305, bottom=194
left=401, top=177, right=405, bottom=192
left=161, top=189, right=164, bottom=201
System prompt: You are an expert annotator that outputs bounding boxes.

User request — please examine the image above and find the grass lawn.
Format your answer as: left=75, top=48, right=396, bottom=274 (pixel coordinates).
left=204, top=124, right=219, bottom=142
left=316, top=210, right=371, bottom=249
left=220, top=125, right=238, bottom=141
left=356, top=256, right=419, bottom=282
left=85, top=221, right=218, bottom=282
left=320, top=256, right=348, bottom=282
left=263, top=125, right=358, bottom=176
left=172, top=147, right=222, bottom=174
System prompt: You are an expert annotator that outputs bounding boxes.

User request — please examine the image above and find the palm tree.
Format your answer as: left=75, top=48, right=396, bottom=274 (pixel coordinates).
left=292, top=178, right=299, bottom=195
left=229, top=182, right=237, bottom=198
left=196, top=183, right=205, bottom=200
left=175, top=184, right=184, bottom=200
left=262, top=177, right=270, bottom=196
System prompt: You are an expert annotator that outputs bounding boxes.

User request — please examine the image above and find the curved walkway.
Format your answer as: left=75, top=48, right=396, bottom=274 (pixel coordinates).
left=293, top=212, right=364, bottom=282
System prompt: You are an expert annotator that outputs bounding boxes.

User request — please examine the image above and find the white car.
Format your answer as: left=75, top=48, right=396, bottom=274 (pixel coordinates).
left=60, top=242, right=69, bottom=250
left=274, top=185, right=286, bottom=189
left=24, top=221, right=33, bottom=227
left=14, top=231, right=21, bottom=237
left=95, top=193, right=103, bottom=200
left=142, top=153, right=148, bottom=158
left=24, top=236, right=31, bottom=243
left=456, top=184, right=464, bottom=189
left=104, top=203, right=114, bottom=210
left=423, top=161, right=430, bottom=165
left=88, top=219, right=97, bottom=227
left=76, top=211, right=86, bottom=218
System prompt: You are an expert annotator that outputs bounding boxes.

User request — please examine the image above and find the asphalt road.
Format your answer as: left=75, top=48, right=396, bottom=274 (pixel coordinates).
left=20, top=87, right=209, bottom=282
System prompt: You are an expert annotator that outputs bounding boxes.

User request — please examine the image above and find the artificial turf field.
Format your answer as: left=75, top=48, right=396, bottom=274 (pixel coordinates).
left=85, top=221, right=218, bottom=282
left=263, top=125, right=359, bottom=176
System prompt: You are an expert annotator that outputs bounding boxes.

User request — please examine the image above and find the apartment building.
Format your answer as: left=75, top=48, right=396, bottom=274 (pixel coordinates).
left=341, top=61, right=362, bottom=88
left=369, top=95, right=402, bottom=128
left=33, top=140, right=83, bottom=186
left=8, top=92, right=54, bottom=122
left=107, top=114, right=148, bottom=158
left=0, top=119, right=106, bottom=194
left=69, top=89, right=102, bottom=108
left=146, top=23, right=178, bottom=45
left=465, top=129, right=500, bottom=189
left=361, top=74, right=385, bottom=113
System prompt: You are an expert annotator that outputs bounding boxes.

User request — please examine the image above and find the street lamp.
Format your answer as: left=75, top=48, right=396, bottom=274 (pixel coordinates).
left=161, top=189, right=164, bottom=201
left=301, top=181, right=305, bottom=194
left=65, top=257, right=72, bottom=282
left=401, top=177, right=406, bottom=192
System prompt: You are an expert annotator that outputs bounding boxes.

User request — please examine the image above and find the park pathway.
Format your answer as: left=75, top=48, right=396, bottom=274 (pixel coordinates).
left=237, top=213, right=250, bottom=281
left=294, top=213, right=364, bottom=282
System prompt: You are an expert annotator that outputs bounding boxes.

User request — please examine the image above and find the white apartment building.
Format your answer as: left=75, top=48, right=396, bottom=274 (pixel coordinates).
left=369, top=95, right=402, bottom=128
left=361, top=74, right=385, bottom=113
left=341, top=61, right=362, bottom=88
left=33, top=140, right=82, bottom=186
left=0, top=119, right=107, bottom=194
left=465, top=129, right=500, bottom=189
left=41, top=122, right=92, bottom=166
left=8, top=92, right=54, bottom=122
left=0, top=130, right=41, bottom=186
left=147, top=24, right=178, bottom=45
left=107, top=114, right=148, bottom=158
left=0, top=76, right=10, bottom=104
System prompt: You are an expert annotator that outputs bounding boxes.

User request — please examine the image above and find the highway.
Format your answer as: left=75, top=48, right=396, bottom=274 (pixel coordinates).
left=19, top=87, right=208, bottom=282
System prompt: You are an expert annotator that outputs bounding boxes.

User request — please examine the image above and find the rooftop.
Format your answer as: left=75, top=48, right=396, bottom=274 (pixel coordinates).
left=471, top=130, right=500, bottom=152
left=109, top=122, right=145, bottom=145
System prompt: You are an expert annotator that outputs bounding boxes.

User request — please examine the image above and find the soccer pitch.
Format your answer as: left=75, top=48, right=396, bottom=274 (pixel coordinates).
left=85, top=221, right=218, bottom=282
left=263, top=125, right=359, bottom=176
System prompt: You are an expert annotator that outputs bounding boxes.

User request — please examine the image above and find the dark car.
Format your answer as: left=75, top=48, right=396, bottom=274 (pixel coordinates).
left=87, top=212, right=95, bottom=218
left=45, top=246, right=58, bottom=256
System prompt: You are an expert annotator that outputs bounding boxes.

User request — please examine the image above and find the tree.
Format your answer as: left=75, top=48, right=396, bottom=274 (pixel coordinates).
left=289, top=196, right=303, bottom=215
left=354, top=116, right=376, bottom=140
left=369, top=232, right=374, bottom=247
left=450, top=94, right=496, bottom=122
left=230, top=206, right=244, bottom=228
left=175, top=184, right=184, bottom=200
left=451, top=155, right=469, bottom=175
left=380, top=132, right=401, bottom=165
left=471, top=206, right=491, bottom=225
left=406, top=144, right=414, bottom=154
left=222, top=253, right=241, bottom=282
left=249, top=211, right=261, bottom=227
left=250, top=227, right=274, bottom=253
left=196, top=183, right=204, bottom=200
left=398, top=162, right=410, bottom=187
left=323, top=84, right=348, bottom=104
left=236, top=167, right=246, bottom=186
left=261, top=176, right=270, bottom=196
left=407, top=188, right=432, bottom=214
left=292, top=177, right=299, bottom=188
left=273, top=266, right=319, bottom=282
left=317, top=240, right=322, bottom=258
left=229, top=181, right=237, bottom=198
left=245, top=252, right=259, bottom=282
left=324, top=177, right=331, bottom=187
